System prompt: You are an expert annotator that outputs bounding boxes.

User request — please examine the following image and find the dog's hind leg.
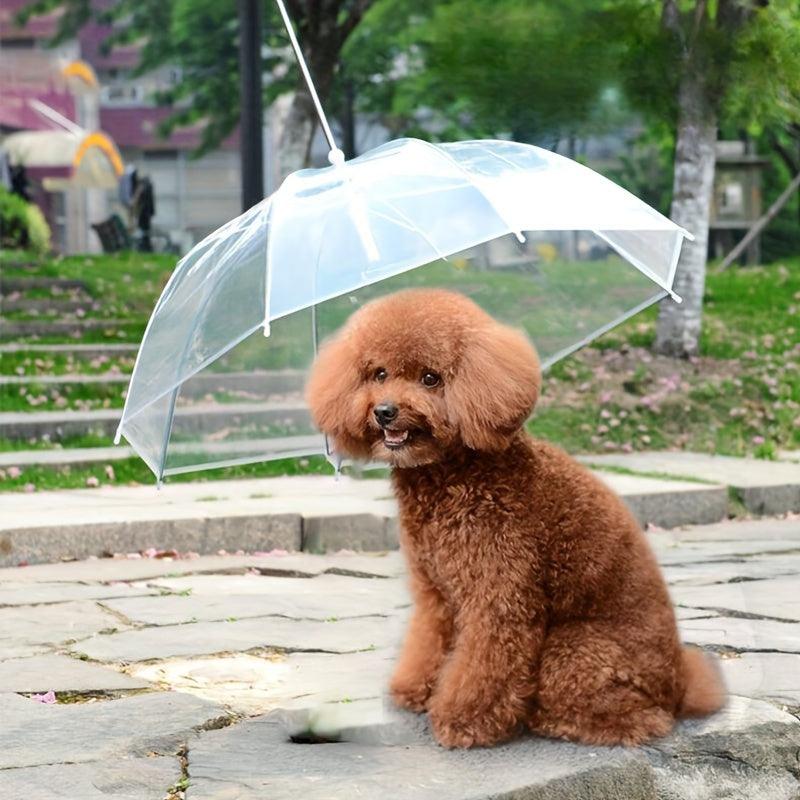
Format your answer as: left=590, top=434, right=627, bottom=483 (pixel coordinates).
left=529, top=619, right=679, bottom=746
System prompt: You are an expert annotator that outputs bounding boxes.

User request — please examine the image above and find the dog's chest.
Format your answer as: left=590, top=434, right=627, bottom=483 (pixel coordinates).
left=395, top=477, right=518, bottom=596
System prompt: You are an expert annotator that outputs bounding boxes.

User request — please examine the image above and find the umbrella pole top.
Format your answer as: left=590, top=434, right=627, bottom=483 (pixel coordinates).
left=274, top=0, right=345, bottom=167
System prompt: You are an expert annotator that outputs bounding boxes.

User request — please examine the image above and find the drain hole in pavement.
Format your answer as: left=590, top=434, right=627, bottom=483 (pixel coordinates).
left=289, top=731, right=341, bottom=744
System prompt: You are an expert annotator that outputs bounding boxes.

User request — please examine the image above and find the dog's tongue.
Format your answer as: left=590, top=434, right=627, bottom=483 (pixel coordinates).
left=383, top=429, right=409, bottom=446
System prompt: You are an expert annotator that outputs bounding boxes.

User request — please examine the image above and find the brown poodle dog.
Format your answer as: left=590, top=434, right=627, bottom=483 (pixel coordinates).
left=306, top=288, right=724, bottom=749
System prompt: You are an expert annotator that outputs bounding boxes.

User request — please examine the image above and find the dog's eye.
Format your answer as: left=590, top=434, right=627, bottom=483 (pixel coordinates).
left=374, top=367, right=387, bottom=383
left=421, top=371, right=441, bottom=388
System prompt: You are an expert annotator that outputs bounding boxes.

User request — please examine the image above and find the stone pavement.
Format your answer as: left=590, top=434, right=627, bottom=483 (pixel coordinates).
left=1, top=516, right=799, bottom=799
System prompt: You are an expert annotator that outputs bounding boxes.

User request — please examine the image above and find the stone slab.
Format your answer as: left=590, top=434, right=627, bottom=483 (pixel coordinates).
left=662, top=555, right=800, bottom=586
left=188, top=713, right=655, bottom=800
left=0, top=690, right=225, bottom=769
left=778, top=450, right=800, bottom=463
left=0, top=550, right=405, bottom=584
left=0, top=653, right=150, bottom=693
left=105, top=574, right=409, bottom=625
left=679, top=616, right=800, bottom=653
left=0, top=600, right=130, bottom=659
left=0, top=757, right=181, bottom=800
left=650, top=760, right=799, bottom=799
left=654, top=517, right=800, bottom=544
left=587, top=451, right=800, bottom=515
left=0, top=475, right=393, bottom=532
left=653, top=538, right=800, bottom=567
left=719, top=652, right=800, bottom=707
left=72, top=613, right=404, bottom=663
left=650, top=695, right=800, bottom=773
left=671, top=577, right=800, bottom=622
left=130, top=650, right=394, bottom=715
left=0, top=580, right=153, bottom=607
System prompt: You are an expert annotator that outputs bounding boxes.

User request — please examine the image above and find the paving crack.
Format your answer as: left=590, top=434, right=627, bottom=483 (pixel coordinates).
left=678, top=604, right=800, bottom=623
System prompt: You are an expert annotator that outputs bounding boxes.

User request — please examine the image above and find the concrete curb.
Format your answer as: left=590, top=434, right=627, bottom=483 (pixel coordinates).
left=0, top=514, right=303, bottom=567
left=586, top=452, right=800, bottom=516
left=0, top=484, right=725, bottom=567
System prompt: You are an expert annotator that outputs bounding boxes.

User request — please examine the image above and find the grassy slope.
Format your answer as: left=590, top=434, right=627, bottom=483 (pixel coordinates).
left=1, top=251, right=798, bottom=491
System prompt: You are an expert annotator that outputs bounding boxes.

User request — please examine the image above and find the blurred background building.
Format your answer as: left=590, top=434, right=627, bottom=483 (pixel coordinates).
left=0, top=0, right=241, bottom=254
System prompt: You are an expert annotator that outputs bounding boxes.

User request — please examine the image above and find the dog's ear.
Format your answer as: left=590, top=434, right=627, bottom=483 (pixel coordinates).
left=306, top=332, right=370, bottom=457
left=447, top=322, right=540, bottom=451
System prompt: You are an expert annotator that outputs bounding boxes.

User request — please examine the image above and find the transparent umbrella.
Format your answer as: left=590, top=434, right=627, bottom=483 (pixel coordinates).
left=116, top=3, right=690, bottom=482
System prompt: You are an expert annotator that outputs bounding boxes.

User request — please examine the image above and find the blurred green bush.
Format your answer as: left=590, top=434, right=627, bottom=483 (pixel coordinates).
left=0, top=187, right=51, bottom=255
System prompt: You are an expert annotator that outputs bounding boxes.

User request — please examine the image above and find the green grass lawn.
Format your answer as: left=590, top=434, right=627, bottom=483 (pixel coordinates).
left=1, top=249, right=798, bottom=492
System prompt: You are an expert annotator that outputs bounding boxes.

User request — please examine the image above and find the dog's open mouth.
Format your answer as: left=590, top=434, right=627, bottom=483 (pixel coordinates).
left=382, top=429, right=410, bottom=449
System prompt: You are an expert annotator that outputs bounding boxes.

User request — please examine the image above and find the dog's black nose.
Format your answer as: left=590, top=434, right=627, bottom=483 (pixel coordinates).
left=374, top=403, right=398, bottom=427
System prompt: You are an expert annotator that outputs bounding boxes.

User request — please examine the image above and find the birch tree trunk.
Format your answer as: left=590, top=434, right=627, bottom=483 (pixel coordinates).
left=653, top=70, right=717, bottom=357
left=276, top=85, right=318, bottom=182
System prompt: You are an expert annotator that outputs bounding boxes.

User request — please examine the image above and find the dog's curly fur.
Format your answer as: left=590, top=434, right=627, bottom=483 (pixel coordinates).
left=306, top=288, right=725, bottom=749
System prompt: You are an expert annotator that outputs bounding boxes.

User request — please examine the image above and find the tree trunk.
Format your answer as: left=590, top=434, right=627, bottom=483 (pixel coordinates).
left=276, top=84, right=318, bottom=183
left=653, top=71, right=717, bottom=358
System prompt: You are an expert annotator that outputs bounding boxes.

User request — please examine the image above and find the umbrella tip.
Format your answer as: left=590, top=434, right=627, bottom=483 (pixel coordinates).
left=327, top=148, right=345, bottom=167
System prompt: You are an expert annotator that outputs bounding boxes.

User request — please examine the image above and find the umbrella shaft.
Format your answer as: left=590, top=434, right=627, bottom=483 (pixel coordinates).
left=274, top=0, right=341, bottom=160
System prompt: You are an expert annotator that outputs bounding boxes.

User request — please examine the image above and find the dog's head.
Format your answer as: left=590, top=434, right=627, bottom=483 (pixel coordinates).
left=306, top=289, right=541, bottom=467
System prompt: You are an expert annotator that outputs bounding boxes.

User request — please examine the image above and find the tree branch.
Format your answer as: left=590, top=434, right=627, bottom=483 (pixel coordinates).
left=768, top=131, right=800, bottom=174
left=339, top=0, right=372, bottom=42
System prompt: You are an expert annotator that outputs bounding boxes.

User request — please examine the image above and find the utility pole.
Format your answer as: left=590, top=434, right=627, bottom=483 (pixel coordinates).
left=238, top=0, right=264, bottom=212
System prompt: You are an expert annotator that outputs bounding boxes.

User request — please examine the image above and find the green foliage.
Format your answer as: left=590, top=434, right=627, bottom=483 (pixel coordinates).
left=608, top=0, right=800, bottom=132
left=0, top=188, right=51, bottom=255
left=349, top=0, right=619, bottom=143
left=17, top=0, right=370, bottom=156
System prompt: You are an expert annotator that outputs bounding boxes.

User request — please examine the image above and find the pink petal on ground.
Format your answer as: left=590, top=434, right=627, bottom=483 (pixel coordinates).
left=31, top=690, right=56, bottom=704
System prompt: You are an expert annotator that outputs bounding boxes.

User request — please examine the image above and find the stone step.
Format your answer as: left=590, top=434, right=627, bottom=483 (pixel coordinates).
left=0, top=369, right=306, bottom=398
left=0, top=318, right=134, bottom=339
left=585, top=451, right=800, bottom=515
left=0, top=400, right=311, bottom=441
left=2, top=298, right=99, bottom=314
left=0, top=434, right=321, bottom=469
left=0, top=342, right=138, bottom=357
left=0, top=472, right=728, bottom=566
left=0, top=277, right=89, bottom=295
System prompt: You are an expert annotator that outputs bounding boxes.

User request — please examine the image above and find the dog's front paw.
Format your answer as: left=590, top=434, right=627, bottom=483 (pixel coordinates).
left=390, top=673, right=431, bottom=713
left=428, top=696, right=521, bottom=748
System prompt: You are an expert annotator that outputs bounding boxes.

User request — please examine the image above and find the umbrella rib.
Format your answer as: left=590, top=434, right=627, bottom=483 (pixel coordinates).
left=371, top=199, right=450, bottom=263
left=411, top=138, right=525, bottom=243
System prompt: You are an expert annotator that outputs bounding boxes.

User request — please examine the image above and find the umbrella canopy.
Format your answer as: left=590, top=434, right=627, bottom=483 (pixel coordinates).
left=116, top=135, right=689, bottom=480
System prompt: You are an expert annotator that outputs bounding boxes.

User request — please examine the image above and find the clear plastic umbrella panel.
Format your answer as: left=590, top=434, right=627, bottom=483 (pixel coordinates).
left=116, top=135, right=690, bottom=481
